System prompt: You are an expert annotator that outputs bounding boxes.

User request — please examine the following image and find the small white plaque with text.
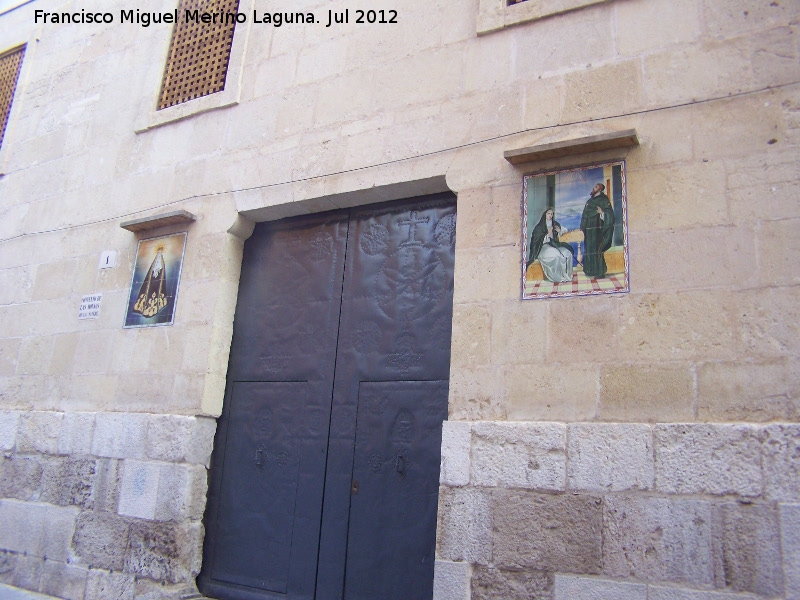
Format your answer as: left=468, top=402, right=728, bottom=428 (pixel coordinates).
left=78, top=294, right=102, bottom=320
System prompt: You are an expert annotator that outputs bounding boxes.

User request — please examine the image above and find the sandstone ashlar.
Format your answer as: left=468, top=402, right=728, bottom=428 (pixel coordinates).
left=697, top=360, right=793, bottom=422
left=84, top=569, right=135, bottom=600
left=0, top=412, right=20, bottom=452
left=39, top=457, right=96, bottom=508
left=0, top=499, right=78, bottom=562
left=91, top=412, right=148, bottom=460
left=712, top=502, right=784, bottom=597
left=117, top=460, right=160, bottom=521
left=761, top=424, right=800, bottom=502
left=0, top=455, right=43, bottom=501
left=436, top=487, right=493, bottom=565
left=603, top=495, right=714, bottom=585
left=40, top=560, right=88, bottom=600
left=17, top=410, right=62, bottom=455
left=646, top=584, right=765, bottom=599
left=491, top=490, right=602, bottom=573
left=780, top=503, right=800, bottom=600
left=72, top=510, right=131, bottom=571
left=450, top=304, right=491, bottom=369
left=505, top=362, right=599, bottom=422
left=567, top=423, right=654, bottom=492
left=57, top=412, right=95, bottom=456
left=440, top=421, right=471, bottom=487
left=124, top=520, right=203, bottom=584
left=553, top=573, right=646, bottom=600
left=599, top=363, right=695, bottom=423
left=471, top=421, right=566, bottom=491
left=470, top=565, right=552, bottom=600
left=432, top=560, right=472, bottom=600
left=654, top=424, right=762, bottom=496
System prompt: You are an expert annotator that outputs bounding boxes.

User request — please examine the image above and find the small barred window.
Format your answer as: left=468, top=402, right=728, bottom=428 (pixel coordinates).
left=0, top=45, right=25, bottom=150
left=157, top=0, right=240, bottom=110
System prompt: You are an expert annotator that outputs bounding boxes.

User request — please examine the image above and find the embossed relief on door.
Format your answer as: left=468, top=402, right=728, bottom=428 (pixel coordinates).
left=199, top=194, right=456, bottom=600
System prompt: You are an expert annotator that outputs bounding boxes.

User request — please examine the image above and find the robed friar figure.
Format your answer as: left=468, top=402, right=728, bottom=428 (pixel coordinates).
left=580, top=183, right=615, bottom=279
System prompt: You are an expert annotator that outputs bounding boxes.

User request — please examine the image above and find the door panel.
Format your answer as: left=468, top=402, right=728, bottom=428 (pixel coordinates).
left=344, top=381, right=449, bottom=600
left=200, top=194, right=456, bottom=600
left=201, top=212, right=349, bottom=600
left=316, top=196, right=456, bottom=599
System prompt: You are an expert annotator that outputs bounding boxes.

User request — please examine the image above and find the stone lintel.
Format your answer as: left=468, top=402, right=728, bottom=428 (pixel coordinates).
left=120, top=210, right=196, bottom=232
left=504, top=129, right=640, bottom=164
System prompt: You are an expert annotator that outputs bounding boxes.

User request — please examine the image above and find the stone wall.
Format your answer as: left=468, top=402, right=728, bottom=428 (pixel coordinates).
left=435, top=422, right=800, bottom=600
left=0, top=410, right=215, bottom=599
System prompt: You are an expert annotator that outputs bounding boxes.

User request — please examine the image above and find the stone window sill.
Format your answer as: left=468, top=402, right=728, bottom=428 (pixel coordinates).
left=477, top=0, right=612, bottom=35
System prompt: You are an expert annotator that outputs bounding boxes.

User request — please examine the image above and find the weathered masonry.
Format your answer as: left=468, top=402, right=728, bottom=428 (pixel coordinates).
left=0, top=0, right=799, bottom=599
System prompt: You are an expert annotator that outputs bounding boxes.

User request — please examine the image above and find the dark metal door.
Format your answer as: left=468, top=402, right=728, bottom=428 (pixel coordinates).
left=199, top=194, right=456, bottom=600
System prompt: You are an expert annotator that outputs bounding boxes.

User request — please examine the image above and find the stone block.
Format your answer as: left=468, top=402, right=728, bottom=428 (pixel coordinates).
left=154, top=463, right=207, bottom=522
left=629, top=226, right=756, bottom=293
left=91, top=412, right=148, bottom=460
left=553, top=574, right=646, bottom=600
left=49, top=333, right=78, bottom=376
left=490, top=300, right=547, bottom=366
left=647, top=585, right=763, bottom=599
left=712, top=502, right=783, bottom=597
left=471, top=422, right=566, bottom=491
left=436, top=487, right=492, bottom=565
left=125, top=521, right=203, bottom=584
left=492, top=490, right=602, bottom=573
left=618, top=291, right=737, bottom=362
left=471, top=565, right=551, bottom=600
left=0, top=455, right=43, bottom=501
left=73, top=511, right=131, bottom=571
left=450, top=304, right=491, bottom=369
left=506, top=363, right=599, bottom=422
left=16, top=336, right=54, bottom=376
left=433, top=560, right=471, bottom=600
left=85, top=569, right=135, bottom=600
left=760, top=217, right=800, bottom=286
left=627, top=161, right=727, bottom=231
left=603, top=496, right=714, bottom=585
left=453, top=246, right=520, bottom=304
left=40, top=560, right=88, bottom=600
left=615, top=0, right=703, bottom=56
left=654, top=424, right=762, bottom=496
left=12, top=555, right=43, bottom=592
left=17, top=411, right=63, bottom=455
left=93, top=458, right=121, bottom=513
left=563, top=59, right=645, bottom=122
left=567, top=424, right=654, bottom=492
left=733, top=286, right=800, bottom=359
left=547, top=296, right=621, bottom=362
left=118, top=460, right=160, bottom=520
left=448, top=366, right=507, bottom=421
left=40, top=457, right=96, bottom=508
left=58, top=412, right=95, bottom=456
left=0, top=550, right=15, bottom=584
left=780, top=503, right=800, bottom=600
left=0, top=499, right=78, bottom=561
left=145, top=415, right=194, bottom=463
left=599, top=363, right=695, bottom=422
left=0, top=412, right=19, bottom=451
left=699, top=360, right=792, bottom=422
left=762, top=424, right=800, bottom=502
left=185, top=417, right=216, bottom=467
left=440, top=421, right=471, bottom=487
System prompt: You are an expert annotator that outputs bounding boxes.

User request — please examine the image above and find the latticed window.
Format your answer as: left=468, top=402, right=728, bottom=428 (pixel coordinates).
left=157, top=0, right=240, bottom=110
left=0, top=45, right=25, bottom=150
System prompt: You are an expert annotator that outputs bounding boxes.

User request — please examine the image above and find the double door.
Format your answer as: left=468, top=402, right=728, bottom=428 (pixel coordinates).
left=199, top=193, right=457, bottom=600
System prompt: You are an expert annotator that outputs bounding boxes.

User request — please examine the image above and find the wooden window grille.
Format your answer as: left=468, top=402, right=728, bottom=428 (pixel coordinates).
left=0, top=45, right=25, bottom=150
left=157, top=0, right=240, bottom=110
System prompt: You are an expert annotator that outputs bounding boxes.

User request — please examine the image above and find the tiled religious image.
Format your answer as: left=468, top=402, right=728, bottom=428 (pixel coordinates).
left=124, top=232, right=187, bottom=327
left=522, top=162, right=629, bottom=299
